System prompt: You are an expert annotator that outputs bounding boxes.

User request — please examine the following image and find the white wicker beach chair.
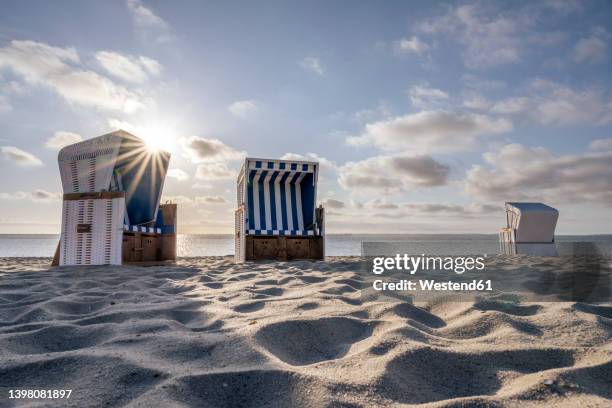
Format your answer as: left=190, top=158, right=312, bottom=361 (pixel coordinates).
left=55, top=130, right=175, bottom=266
left=499, top=202, right=558, bottom=255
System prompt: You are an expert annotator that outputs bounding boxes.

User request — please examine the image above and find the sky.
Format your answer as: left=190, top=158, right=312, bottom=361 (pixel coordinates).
left=1, top=0, right=611, bottom=234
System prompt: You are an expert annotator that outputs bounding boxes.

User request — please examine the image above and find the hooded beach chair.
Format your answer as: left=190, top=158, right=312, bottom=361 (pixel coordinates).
left=499, top=202, right=558, bottom=255
left=54, top=130, right=177, bottom=265
left=235, top=158, right=325, bottom=261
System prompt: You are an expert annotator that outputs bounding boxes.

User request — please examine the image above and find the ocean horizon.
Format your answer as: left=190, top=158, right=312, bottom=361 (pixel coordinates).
left=1, top=233, right=610, bottom=258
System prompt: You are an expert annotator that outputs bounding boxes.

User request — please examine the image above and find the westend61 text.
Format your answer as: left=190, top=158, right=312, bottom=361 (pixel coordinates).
left=373, top=279, right=493, bottom=292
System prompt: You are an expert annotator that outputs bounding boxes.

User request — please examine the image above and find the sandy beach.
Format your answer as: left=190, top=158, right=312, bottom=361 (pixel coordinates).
left=0, top=257, right=610, bottom=407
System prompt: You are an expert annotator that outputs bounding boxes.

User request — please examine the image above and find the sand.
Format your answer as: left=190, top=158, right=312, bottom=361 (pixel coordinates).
left=0, top=256, right=610, bottom=407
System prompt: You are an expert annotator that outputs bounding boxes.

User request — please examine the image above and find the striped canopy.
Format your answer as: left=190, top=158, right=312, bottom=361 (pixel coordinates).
left=240, top=158, right=318, bottom=236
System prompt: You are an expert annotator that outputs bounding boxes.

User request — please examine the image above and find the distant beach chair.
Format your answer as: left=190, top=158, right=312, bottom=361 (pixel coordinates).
left=235, top=158, right=325, bottom=261
left=499, top=202, right=558, bottom=255
left=53, top=130, right=177, bottom=266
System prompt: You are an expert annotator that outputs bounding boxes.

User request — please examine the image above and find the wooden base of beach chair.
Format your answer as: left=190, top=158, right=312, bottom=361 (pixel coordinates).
left=244, top=236, right=324, bottom=261
left=121, top=232, right=177, bottom=264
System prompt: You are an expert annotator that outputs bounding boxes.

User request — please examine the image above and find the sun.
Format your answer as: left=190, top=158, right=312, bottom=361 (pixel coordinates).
left=138, top=123, right=177, bottom=153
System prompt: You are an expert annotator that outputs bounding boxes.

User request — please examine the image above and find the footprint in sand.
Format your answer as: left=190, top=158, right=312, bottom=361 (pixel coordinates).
left=233, top=301, right=265, bottom=313
left=255, top=317, right=375, bottom=365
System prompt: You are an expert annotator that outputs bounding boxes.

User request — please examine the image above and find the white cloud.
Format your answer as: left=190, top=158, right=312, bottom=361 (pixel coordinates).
left=350, top=103, right=392, bottom=123
left=160, top=195, right=228, bottom=206
left=127, top=0, right=167, bottom=27
left=299, top=56, right=324, bottom=75
left=490, top=97, right=530, bottom=115
left=95, top=51, right=162, bottom=83
left=403, top=202, right=499, bottom=215
left=0, top=95, right=11, bottom=113
left=321, top=198, right=345, bottom=209
left=0, top=146, right=43, bottom=166
left=408, top=85, right=449, bottom=108
left=572, top=28, right=609, bottom=64
left=396, top=36, right=429, bottom=54
left=0, top=40, right=146, bottom=113
left=228, top=100, right=258, bottom=117
left=529, top=80, right=612, bottom=125
left=462, top=94, right=492, bottom=111
left=180, top=136, right=246, bottom=163
left=418, top=4, right=529, bottom=68
left=465, top=143, right=612, bottom=205
left=589, top=138, right=612, bottom=151
left=166, top=168, right=189, bottom=181
left=201, top=195, right=227, bottom=204
left=138, top=56, right=162, bottom=75
left=366, top=199, right=399, bottom=210
left=126, top=0, right=172, bottom=42
left=194, top=162, right=236, bottom=181
left=464, top=81, right=612, bottom=125
left=45, top=131, right=82, bottom=149
left=338, top=154, right=450, bottom=194
left=347, top=111, right=512, bottom=153
left=280, top=152, right=337, bottom=175
left=0, top=189, right=59, bottom=202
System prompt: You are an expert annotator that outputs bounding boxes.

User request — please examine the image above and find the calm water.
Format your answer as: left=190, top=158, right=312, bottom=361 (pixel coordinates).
left=0, top=234, right=610, bottom=258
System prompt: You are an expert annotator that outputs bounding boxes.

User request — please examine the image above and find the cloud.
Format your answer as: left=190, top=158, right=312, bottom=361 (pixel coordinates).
left=280, top=152, right=337, bottom=175
left=572, top=28, right=609, bottom=64
left=366, top=199, right=399, bottom=210
left=589, top=138, right=612, bottom=151
left=126, top=0, right=172, bottom=42
left=529, top=80, right=612, bottom=125
left=30, top=189, right=60, bottom=202
left=201, top=195, right=227, bottom=204
left=464, top=80, right=612, bottom=125
left=408, top=85, right=449, bottom=108
left=417, top=3, right=529, bottom=68
left=347, top=111, right=512, bottom=153
left=0, top=189, right=59, bottom=202
left=0, top=146, right=43, bottom=166
left=180, top=136, right=245, bottom=163
left=228, top=100, right=258, bottom=117
left=402, top=202, right=499, bottom=215
left=299, top=56, right=324, bottom=75
left=45, top=131, right=82, bottom=149
left=0, top=95, right=11, bottom=113
left=465, top=143, right=612, bottom=205
left=395, top=36, right=430, bottom=54
left=194, top=162, right=236, bottom=180
left=338, top=154, right=450, bottom=194
left=321, top=198, right=345, bottom=209
left=489, top=97, right=530, bottom=115
left=160, top=195, right=194, bottom=205
left=95, top=51, right=162, bottom=83
left=0, top=40, right=146, bottom=113
left=159, top=195, right=228, bottom=206
left=349, top=103, right=392, bottom=123
left=166, top=168, right=189, bottom=181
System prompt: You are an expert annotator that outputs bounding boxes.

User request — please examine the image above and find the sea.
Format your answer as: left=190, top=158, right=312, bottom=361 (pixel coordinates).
left=0, top=234, right=610, bottom=258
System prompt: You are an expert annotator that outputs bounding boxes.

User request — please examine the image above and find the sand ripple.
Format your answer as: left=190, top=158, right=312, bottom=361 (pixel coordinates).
left=0, top=256, right=610, bottom=407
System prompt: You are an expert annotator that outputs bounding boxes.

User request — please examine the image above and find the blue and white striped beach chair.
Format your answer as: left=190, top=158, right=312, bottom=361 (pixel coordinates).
left=235, top=158, right=325, bottom=261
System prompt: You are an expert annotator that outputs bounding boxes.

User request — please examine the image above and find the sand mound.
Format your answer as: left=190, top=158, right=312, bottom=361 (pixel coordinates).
left=0, top=257, right=610, bottom=407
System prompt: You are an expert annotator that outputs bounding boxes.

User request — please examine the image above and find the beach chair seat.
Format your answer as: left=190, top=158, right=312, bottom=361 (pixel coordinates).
left=235, top=158, right=325, bottom=261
